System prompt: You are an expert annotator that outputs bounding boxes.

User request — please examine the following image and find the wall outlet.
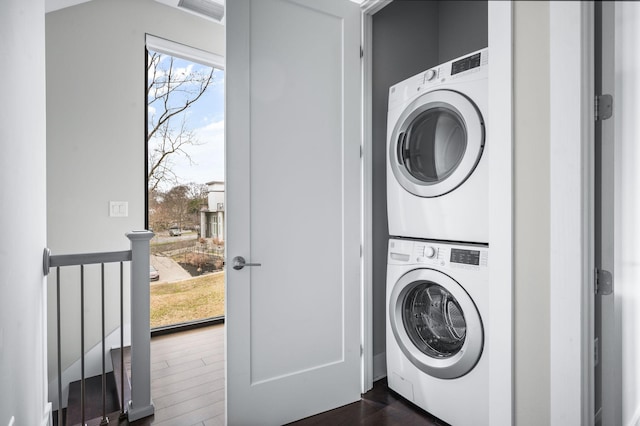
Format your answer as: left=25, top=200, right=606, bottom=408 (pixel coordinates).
left=109, top=201, right=128, bottom=217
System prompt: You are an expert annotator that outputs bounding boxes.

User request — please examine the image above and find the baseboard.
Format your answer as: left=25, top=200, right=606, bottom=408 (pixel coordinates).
left=41, top=402, right=52, bottom=426
left=127, top=401, right=155, bottom=422
left=373, top=352, right=387, bottom=381
left=630, top=405, right=640, bottom=426
left=151, top=316, right=224, bottom=337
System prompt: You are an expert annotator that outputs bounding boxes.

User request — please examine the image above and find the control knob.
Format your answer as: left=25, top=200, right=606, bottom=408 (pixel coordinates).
left=425, top=246, right=437, bottom=259
left=425, top=69, right=436, bottom=81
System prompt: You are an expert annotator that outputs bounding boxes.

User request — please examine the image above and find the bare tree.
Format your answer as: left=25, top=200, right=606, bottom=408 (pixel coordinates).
left=163, top=185, right=191, bottom=230
left=148, top=183, right=209, bottom=232
left=147, top=51, right=215, bottom=191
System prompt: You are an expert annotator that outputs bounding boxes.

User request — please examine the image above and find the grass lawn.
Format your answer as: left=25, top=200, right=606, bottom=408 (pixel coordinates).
left=150, top=272, right=224, bottom=328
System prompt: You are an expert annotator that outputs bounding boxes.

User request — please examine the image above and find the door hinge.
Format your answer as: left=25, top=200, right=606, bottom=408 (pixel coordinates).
left=360, top=344, right=364, bottom=357
left=594, top=337, right=600, bottom=367
left=360, top=244, right=363, bottom=257
left=360, top=46, right=364, bottom=59
left=595, top=268, right=613, bottom=295
left=360, top=145, right=363, bottom=158
left=595, top=94, right=613, bottom=121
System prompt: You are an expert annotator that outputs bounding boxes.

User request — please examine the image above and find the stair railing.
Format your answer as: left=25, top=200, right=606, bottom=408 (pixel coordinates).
left=43, top=230, right=154, bottom=425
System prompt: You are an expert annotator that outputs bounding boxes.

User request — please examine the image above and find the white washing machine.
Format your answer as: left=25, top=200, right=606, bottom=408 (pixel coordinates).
left=387, top=48, right=488, bottom=243
left=386, top=237, right=489, bottom=426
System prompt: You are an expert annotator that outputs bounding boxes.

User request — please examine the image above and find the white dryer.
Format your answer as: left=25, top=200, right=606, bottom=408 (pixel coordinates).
left=386, top=237, right=489, bottom=426
left=387, top=48, right=488, bottom=243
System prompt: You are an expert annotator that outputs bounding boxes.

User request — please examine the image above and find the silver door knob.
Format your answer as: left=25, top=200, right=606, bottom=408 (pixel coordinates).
left=232, top=256, right=261, bottom=270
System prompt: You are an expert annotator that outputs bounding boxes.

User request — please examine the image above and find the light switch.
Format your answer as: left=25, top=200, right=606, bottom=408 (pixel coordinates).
left=109, top=201, right=128, bottom=217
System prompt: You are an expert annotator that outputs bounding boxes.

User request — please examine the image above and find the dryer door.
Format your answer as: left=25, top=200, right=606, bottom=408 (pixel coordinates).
left=389, top=90, right=484, bottom=197
left=389, top=268, right=483, bottom=379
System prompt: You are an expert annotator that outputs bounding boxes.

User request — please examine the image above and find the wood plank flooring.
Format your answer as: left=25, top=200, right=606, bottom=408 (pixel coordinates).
left=110, top=324, right=446, bottom=425
left=287, top=378, right=448, bottom=426
left=128, top=324, right=225, bottom=426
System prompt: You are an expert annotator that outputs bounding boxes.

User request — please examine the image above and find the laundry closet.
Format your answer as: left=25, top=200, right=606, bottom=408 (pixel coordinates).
left=369, top=0, right=489, bottom=411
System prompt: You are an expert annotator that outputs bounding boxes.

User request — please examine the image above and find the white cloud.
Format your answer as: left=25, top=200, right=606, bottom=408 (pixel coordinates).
left=167, top=119, right=225, bottom=186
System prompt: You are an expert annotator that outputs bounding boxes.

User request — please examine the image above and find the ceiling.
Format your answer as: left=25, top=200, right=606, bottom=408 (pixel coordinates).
left=45, top=0, right=91, bottom=13
left=45, top=0, right=225, bottom=22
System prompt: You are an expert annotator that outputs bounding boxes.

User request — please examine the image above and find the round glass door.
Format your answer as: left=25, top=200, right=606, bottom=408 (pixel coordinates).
left=403, top=283, right=467, bottom=359
left=401, top=108, right=467, bottom=184
left=389, top=268, right=483, bottom=379
left=389, top=90, right=484, bottom=198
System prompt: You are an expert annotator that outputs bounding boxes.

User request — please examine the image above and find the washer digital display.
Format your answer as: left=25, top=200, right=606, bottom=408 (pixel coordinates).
left=450, top=248, right=480, bottom=265
left=451, top=53, right=481, bottom=75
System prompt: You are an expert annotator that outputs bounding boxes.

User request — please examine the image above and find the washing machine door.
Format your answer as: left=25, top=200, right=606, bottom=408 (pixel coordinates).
left=389, top=268, right=483, bottom=379
left=389, top=89, right=484, bottom=197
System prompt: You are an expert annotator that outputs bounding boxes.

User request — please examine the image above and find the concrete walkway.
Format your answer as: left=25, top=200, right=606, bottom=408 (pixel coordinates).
left=151, top=254, right=191, bottom=284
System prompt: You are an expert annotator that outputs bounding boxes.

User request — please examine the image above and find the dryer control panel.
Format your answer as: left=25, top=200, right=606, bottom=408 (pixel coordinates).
left=388, top=238, right=488, bottom=270
left=387, top=47, right=488, bottom=111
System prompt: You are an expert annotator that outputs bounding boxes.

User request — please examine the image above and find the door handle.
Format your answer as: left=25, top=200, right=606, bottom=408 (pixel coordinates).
left=397, top=132, right=407, bottom=165
left=232, top=256, right=262, bottom=270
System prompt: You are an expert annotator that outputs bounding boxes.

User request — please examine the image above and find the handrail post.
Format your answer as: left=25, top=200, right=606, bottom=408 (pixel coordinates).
left=125, top=230, right=155, bottom=421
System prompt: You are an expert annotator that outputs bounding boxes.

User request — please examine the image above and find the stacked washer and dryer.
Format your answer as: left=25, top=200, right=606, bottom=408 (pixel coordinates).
left=385, top=48, right=490, bottom=426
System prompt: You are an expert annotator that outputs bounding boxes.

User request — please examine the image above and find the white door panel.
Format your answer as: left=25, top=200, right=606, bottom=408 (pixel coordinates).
left=226, top=0, right=362, bottom=424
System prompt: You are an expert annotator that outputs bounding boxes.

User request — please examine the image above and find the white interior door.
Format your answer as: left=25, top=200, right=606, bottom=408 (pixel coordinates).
left=225, top=0, right=362, bottom=425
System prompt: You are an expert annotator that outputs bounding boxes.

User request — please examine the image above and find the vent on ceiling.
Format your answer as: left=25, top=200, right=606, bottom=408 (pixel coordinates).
left=178, top=0, right=224, bottom=21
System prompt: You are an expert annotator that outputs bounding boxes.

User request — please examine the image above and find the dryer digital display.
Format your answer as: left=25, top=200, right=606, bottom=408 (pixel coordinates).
left=451, top=53, right=481, bottom=75
left=450, top=248, right=480, bottom=265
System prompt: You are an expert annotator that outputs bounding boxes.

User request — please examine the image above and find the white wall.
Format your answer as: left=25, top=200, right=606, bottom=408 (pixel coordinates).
left=0, top=0, right=49, bottom=424
left=514, top=2, right=550, bottom=424
left=45, top=0, right=224, bottom=399
left=616, top=3, right=640, bottom=423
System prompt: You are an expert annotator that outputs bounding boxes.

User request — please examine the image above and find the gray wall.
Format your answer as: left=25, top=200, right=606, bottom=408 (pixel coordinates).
left=371, top=0, right=439, bottom=370
left=45, top=0, right=224, bottom=387
left=438, top=1, right=488, bottom=63
left=371, top=0, right=487, bottom=373
left=0, top=0, right=48, bottom=423
left=514, top=3, right=550, bottom=424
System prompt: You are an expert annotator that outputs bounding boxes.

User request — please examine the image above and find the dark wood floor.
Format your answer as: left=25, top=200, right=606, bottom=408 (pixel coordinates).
left=287, top=379, right=449, bottom=426
left=63, top=324, right=447, bottom=425
left=132, top=324, right=225, bottom=425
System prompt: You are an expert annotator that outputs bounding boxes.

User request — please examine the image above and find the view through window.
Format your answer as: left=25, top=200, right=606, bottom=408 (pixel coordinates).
left=146, top=48, right=225, bottom=329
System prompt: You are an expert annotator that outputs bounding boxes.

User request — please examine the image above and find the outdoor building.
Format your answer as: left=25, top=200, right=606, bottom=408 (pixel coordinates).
left=200, top=181, right=224, bottom=241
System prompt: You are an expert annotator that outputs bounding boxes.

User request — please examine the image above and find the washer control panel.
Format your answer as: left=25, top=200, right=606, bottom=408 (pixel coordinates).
left=388, top=238, right=488, bottom=270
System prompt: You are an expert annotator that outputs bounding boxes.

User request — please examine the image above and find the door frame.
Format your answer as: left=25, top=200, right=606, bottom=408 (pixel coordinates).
left=360, top=2, right=514, bottom=424
left=549, top=2, right=595, bottom=424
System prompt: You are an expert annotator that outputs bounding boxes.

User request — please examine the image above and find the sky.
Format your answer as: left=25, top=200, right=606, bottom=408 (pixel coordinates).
left=148, top=52, right=225, bottom=191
